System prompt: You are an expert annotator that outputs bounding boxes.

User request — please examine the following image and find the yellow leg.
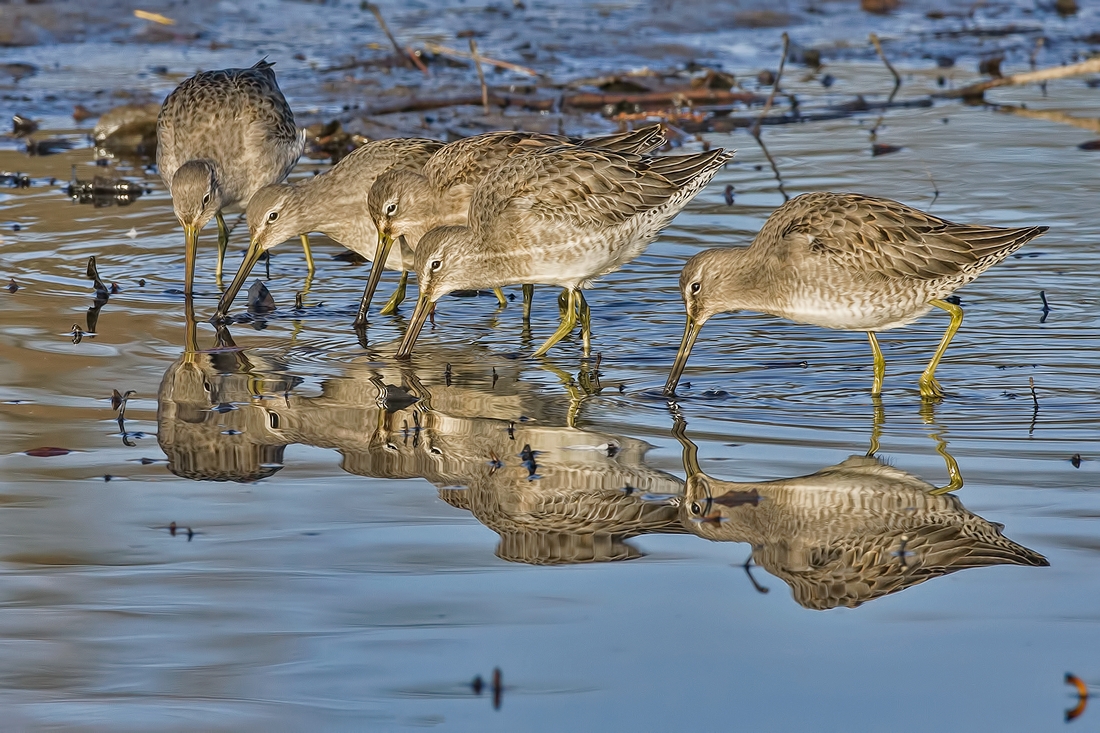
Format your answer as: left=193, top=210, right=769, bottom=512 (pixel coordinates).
left=533, top=289, right=578, bottom=357
left=919, top=299, right=964, bottom=400
left=867, top=396, right=885, bottom=457
left=379, top=271, right=409, bottom=315
left=867, top=331, right=885, bottom=396
left=577, top=291, right=592, bottom=358
left=557, top=289, right=568, bottom=319
left=493, top=287, right=507, bottom=308
left=215, top=210, right=229, bottom=282
left=522, top=284, right=534, bottom=321
left=300, top=233, right=315, bottom=274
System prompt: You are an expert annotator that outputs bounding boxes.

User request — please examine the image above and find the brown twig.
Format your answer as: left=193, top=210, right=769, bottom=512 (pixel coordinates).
left=567, top=88, right=763, bottom=109
left=751, top=32, right=789, bottom=139
left=869, top=33, right=901, bottom=103
left=421, top=41, right=540, bottom=77
left=993, top=104, right=1100, bottom=133
left=469, top=39, right=490, bottom=115
left=364, top=2, right=428, bottom=75
left=940, top=55, right=1100, bottom=99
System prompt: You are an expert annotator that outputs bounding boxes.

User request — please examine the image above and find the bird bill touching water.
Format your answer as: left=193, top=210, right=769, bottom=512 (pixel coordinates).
left=211, top=138, right=444, bottom=322
left=394, top=145, right=734, bottom=359
left=363, top=125, right=668, bottom=322
left=663, top=192, right=1049, bottom=399
left=157, top=59, right=308, bottom=296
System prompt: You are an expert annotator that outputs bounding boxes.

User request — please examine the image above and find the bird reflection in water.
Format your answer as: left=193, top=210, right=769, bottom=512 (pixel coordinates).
left=156, top=298, right=297, bottom=482
left=668, top=414, right=1048, bottom=610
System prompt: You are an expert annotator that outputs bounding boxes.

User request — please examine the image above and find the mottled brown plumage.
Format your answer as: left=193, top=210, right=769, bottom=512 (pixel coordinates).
left=157, top=60, right=305, bottom=294
left=665, top=192, right=1048, bottom=398
left=397, top=145, right=733, bottom=358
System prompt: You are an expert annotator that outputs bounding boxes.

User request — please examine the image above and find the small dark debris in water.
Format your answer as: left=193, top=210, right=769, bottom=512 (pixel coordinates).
left=1087, top=78, right=1100, bottom=89
left=11, top=223, right=21, bottom=232
left=753, top=164, right=762, bottom=171
left=979, top=56, right=1004, bottom=78
left=1012, top=252, right=1042, bottom=258
left=507, top=421, right=515, bottom=439
left=763, top=360, right=808, bottom=369
left=618, top=383, right=625, bottom=393
left=756, top=69, right=776, bottom=86
left=444, top=362, right=452, bottom=387
left=492, top=668, right=503, bottom=710
left=1071, top=454, right=1082, bottom=468
left=936, top=75, right=946, bottom=87
left=723, top=184, right=735, bottom=205
left=861, top=0, right=898, bottom=13
left=471, top=675, right=483, bottom=695
left=104, top=474, right=113, bottom=481
left=1002, top=391, right=1018, bottom=399
left=1039, top=290, right=1051, bottom=323
left=24, top=447, right=72, bottom=457
left=820, top=73, right=835, bottom=88
left=6, top=279, right=17, bottom=293
left=872, top=143, right=902, bottom=156
left=508, top=292, right=516, bottom=301
left=1055, top=0, right=1078, bottom=17
left=66, top=174, right=145, bottom=207
left=71, top=324, right=84, bottom=344
left=221, top=429, right=243, bottom=436
left=137, top=279, right=146, bottom=287
left=12, top=115, right=37, bottom=136
left=622, top=484, right=635, bottom=495
left=713, top=489, right=761, bottom=507
left=26, top=138, right=75, bottom=156
left=519, top=443, right=540, bottom=478
left=133, top=457, right=165, bottom=465
left=491, top=367, right=498, bottom=387
left=1, top=172, right=31, bottom=188
left=944, top=295, right=962, bottom=305
left=702, top=389, right=730, bottom=398
left=1, top=63, right=37, bottom=82
left=379, top=383, right=419, bottom=412
left=247, top=280, right=276, bottom=314
left=332, top=249, right=368, bottom=264
left=606, top=441, right=619, bottom=458
left=680, top=381, right=691, bottom=389
left=109, top=282, right=121, bottom=294
left=1077, top=140, right=1100, bottom=150
left=165, top=521, right=196, bottom=541
left=936, top=56, right=955, bottom=68
left=294, top=291, right=305, bottom=310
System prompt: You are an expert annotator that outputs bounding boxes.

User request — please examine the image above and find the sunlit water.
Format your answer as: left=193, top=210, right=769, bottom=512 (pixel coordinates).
left=2, top=2, right=1100, bottom=730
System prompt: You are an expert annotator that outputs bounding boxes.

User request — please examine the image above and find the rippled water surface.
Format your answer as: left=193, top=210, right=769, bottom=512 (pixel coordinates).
left=2, top=1, right=1100, bottom=730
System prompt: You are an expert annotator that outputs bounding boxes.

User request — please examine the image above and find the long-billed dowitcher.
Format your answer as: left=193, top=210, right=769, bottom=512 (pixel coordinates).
left=363, top=124, right=667, bottom=321
left=157, top=60, right=308, bottom=295
left=663, top=192, right=1048, bottom=398
left=395, top=145, right=733, bottom=358
left=211, top=137, right=444, bottom=322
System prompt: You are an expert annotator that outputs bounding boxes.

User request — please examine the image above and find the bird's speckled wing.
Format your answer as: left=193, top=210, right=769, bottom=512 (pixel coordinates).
left=331, top=137, right=444, bottom=183
left=423, top=131, right=570, bottom=192
left=474, top=147, right=728, bottom=232
left=769, top=192, right=1048, bottom=280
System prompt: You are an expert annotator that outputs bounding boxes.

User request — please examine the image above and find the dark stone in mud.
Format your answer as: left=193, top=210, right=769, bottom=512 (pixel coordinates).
left=247, top=280, right=277, bottom=314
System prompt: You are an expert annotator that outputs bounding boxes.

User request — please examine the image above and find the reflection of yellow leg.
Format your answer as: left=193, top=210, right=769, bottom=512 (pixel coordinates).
left=533, top=289, right=577, bottom=357
left=577, top=291, right=592, bottom=357
left=867, top=396, right=885, bottom=457
left=522, top=284, right=534, bottom=321
left=299, top=233, right=315, bottom=274
left=493, top=288, right=507, bottom=308
left=215, top=210, right=230, bottom=282
left=920, top=299, right=964, bottom=400
left=379, top=271, right=409, bottom=315
left=930, top=431, right=965, bottom=495
left=867, top=331, right=885, bottom=396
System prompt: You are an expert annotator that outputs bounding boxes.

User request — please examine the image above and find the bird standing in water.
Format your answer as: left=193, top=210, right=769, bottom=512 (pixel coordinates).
left=664, top=192, right=1048, bottom=398
left=157, top=59, right=310, bottom=295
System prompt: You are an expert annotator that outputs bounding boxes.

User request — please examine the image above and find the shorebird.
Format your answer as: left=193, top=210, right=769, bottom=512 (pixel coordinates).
left=157, top=59, right=309, bottom=295
left=670, top=418, right=1048, bottom=610
left=395, top=145, right=733, bottom=359
left=663, top=192, right=1048, bottom=398
left=212, top=137, right=444, bottom=322
left=363, top=124, right=667, bottom=321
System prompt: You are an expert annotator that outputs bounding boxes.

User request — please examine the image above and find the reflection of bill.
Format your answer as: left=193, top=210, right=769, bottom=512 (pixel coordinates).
left=671, top=418, right=1048, bottom=610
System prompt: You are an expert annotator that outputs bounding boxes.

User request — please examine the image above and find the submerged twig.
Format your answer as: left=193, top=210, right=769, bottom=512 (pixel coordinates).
left=752, top=33, right=791, bottom=202
left=469, top=39, right=490, bottom=115
left=942, top=55, right=1100, bottom=99
left=869, top=33, right=901, bottom=103
left=364, top=2, right=428, bottom=74
left=421, top=41, right=540, bottom=77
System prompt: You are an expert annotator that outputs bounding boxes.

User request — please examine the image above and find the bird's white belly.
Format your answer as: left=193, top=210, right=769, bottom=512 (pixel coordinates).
left=774, top=294, right=933, bottom=332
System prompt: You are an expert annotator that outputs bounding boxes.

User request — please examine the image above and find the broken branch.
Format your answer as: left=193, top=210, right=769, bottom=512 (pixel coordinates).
left=941, top=55, right=1100, bottom=99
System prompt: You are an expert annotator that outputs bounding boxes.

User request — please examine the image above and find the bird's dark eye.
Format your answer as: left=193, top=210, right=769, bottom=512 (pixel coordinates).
left=385, top=202, right=398, bottom=216
left=690, top=282, right=701, bottom=294
left=430, top=260, right=442, bottom=271
left=690, top=501, right=703, bottom=515
left=267, top=211, right=279, bottom=223
left=201, top=193, right=211, bottom=207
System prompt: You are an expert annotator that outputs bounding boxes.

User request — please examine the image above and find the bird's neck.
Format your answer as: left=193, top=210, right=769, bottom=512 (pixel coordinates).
left=706, top=246, right=780, bottom=314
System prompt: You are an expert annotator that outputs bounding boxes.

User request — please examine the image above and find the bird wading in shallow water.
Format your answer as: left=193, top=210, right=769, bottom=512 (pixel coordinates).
left=157, top=59, right=309, bottom=295
left=213, top=137, right=445, bottom=322
left=663, top=192, right=1048, bottom=399
left=364, top=125, right=668, bottom=323
left=395, top=145, right=733, bottom=359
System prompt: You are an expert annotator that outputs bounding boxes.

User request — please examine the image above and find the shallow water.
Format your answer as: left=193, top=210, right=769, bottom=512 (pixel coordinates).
left=3, top=1, right=1100, bottom=730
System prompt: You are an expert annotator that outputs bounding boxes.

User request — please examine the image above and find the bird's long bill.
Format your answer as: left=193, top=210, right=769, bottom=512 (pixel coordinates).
left=183, top=224, right=198, bottom=296
left=663, top=317, right=701, bottom=396
left=362, top=233, right=395, bottom=316
left=213, top=239, right=263, bottom=321
left=396, top=293, right=432, bottom=359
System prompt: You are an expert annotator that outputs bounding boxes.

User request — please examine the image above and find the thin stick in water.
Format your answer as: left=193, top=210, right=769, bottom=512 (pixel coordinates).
left=869, top=33, right=901, bottom=103
left=469, top=39, right=490, bottom=115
